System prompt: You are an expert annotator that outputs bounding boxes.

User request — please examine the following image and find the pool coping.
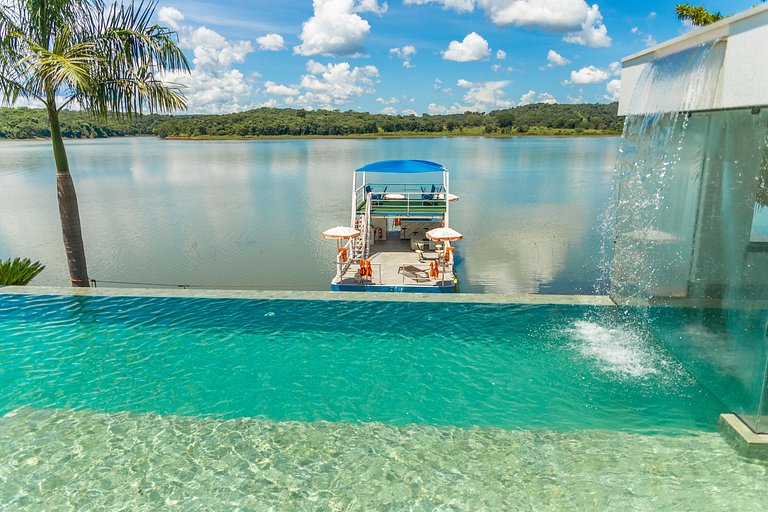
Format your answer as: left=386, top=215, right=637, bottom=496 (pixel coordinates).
left=718, top=414, right=768, bottom=460
left=0, top=285, right=616, bottom=306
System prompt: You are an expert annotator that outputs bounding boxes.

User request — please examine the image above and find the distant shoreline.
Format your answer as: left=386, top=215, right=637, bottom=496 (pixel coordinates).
left=1, top=131, right=622, bottom=142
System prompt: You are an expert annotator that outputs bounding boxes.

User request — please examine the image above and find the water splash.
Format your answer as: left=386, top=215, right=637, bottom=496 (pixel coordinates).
left=565, top=319, right=660, bottom=378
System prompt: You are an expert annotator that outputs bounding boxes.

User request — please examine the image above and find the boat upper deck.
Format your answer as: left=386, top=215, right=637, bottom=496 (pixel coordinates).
left=356, top=196, right=448, bottom=215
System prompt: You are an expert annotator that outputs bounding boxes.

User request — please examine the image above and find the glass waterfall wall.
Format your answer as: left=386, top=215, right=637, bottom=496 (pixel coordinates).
left=611, top=41, right=768, bottom=433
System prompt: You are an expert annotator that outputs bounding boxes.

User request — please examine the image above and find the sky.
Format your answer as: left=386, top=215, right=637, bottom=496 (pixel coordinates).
left=141, top=1, right=760, bottom=114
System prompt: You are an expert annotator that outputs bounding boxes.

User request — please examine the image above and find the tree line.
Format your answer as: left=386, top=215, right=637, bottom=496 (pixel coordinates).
left=0, top=103, right=624, bottom=140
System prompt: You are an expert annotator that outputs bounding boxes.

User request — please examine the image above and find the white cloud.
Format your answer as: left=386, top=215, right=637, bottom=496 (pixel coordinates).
left=427, top=78, right=513, bottom=113
left=427, top=102, right=471, bottom=114
left=390, top=45, right=417, bottom=68
left=163, top=68, right=255, bottom=114
left=643, top=34, right=657, bottom=47
left=457, top=79, right=514, bottom=109
left=179, top=26, right=254, bottom=74
left=564, top=65, right=610, bottom=85
left=519, top=89, right=558, bottom=105
left=496, top=49, right=507, bottom=59
left=604, top=78, right=620, bottom=101
left=434, top=78, right=443, bottom=89
left=376, top=96, right=399, bottom=104
left=566, top=93, right=584, bottom=103
left=157, top=7, right=257, bottom=113
left=256, top=34, right=285, bottom=51
left=537, top=92, right=557, bottom=104
left=404, top=0, right=475, bottom=13
left=402, top=108, right=418, bottom=115
left=608, top=61, right=620, bottom=75
left=380, top=106, right=398, bottom=115
left=294, top=60, right=380, bottom=108
left=405, top=1, right=611, bottom=47
left=158, top=6, right=184, bottom=30
left=294, top=0, right=372, bottom=56
left=630, top=26, right=657, bottom=48
left=442, top=32, right=491, bottom=62
left=546, top=49, right=569, bottom=67
left=355, top=0, right=389, bottom=14
left=562, top=4, right=611, bottom=47
left=264, top=81, right=300, bottom=96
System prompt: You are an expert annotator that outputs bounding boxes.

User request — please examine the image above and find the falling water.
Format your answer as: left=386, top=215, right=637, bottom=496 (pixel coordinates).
left=591, top=36, right=768, bottom=433
left=604, top=41, right=727, bottom=302
left=579, top=42, right=730, bottom=383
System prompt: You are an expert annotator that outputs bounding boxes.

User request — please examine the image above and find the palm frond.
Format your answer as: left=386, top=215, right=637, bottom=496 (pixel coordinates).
left=0, top=0, right=189, bottom=115
left=0, top=257, right=46, bottom=286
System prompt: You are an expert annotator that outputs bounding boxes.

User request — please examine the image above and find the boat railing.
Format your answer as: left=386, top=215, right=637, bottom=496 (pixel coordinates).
left=335, top=238, right=356, bottom=279
left=356, top=184, right=446, bottom=209
left=356, top=189, right=448, bottom=215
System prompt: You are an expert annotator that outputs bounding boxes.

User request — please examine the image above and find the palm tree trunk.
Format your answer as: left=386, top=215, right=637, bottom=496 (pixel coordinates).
left=48, top=107, right=90, bottom=287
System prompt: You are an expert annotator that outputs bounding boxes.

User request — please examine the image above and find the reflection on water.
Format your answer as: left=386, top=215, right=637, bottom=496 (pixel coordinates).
left=0, top=137, right=617, bottom=293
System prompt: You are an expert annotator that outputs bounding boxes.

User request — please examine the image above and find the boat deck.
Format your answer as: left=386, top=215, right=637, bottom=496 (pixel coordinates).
left=332, top=236, right=455, bottom=292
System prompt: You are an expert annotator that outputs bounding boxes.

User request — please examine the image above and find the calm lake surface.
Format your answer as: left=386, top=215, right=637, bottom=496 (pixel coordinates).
left=0, top=137, right=618, bottom=293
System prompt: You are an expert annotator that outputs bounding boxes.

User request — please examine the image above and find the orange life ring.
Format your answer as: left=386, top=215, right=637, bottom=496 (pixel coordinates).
left=445, top=246, right=454, bottom=262
left=365, top=260, right=373, bottom=277
left=338, top=247, right=348, bottom=262
left=394, top=217, right=400, bottom=226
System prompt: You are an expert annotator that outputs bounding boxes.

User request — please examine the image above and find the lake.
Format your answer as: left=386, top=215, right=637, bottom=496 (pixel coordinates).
left=0, top=136, right=618, bottom=294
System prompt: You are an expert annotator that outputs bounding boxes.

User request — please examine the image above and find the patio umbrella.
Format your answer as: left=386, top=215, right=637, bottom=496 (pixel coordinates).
left=425, top=227, right=463, bottom=242
left=322, top=226, right=361, bottom=262
left=426, top=227, right=462, bottom=284
left=322, top=226, right=361, bottom=240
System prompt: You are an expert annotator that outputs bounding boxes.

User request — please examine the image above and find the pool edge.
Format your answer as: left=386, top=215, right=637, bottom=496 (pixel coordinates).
left=0, top=285, right=615, bottom=306
left=718, top=414, right=768, bottom=460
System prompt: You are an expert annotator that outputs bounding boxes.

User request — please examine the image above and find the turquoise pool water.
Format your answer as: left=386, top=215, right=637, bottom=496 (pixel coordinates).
left=1, top=292, right=766, bottom=510
left=0, top=293, right=718, bottom=432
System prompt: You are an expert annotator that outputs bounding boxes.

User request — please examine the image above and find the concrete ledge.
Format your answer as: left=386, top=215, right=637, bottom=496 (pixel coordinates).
left=718, top=414, right=768, bottom=459
left=0, top=285, right=616, bottom=306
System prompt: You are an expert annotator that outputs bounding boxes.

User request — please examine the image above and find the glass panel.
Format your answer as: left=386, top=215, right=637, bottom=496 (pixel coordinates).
left=611, top=107, right=768, bottom=433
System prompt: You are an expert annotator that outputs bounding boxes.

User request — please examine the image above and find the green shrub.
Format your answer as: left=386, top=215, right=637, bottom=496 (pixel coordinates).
left=0, top=258, right=45, bottom=285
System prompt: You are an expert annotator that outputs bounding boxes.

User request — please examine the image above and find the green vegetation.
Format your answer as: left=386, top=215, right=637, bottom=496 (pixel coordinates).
left=0, top=107, right=165, bottom=139
left=674, top=2, right=765, bottom=27
left=0, top=258, right=45, bottom=286
left=674, top=4, right=724, bottom=26
left=0, top=102, right=623, bottom=140
left=0, top=0, right=189, bottom=287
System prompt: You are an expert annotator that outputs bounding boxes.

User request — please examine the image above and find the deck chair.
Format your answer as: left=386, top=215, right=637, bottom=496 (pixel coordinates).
left=399, top=265, right=430, bottom=283
left=371, top=186, right=387, bottom=201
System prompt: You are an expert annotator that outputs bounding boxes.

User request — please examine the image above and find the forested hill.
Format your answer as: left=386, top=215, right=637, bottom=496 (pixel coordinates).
left=0, top=103, right=623, bottom=140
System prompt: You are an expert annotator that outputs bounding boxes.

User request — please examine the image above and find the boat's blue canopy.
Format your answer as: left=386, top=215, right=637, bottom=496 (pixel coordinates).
left=355, top=160, right=445, bottom=173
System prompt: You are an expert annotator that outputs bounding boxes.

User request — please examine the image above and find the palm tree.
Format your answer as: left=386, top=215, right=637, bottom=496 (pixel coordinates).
left=0, top=0, right=189, bottom=286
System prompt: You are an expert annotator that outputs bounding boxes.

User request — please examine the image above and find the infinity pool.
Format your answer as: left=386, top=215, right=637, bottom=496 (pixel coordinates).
left=1, top=291, right=766, bottom=510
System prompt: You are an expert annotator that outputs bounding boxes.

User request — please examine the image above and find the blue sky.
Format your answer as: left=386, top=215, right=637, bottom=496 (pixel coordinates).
left=153, top=0, right=757, bottom=115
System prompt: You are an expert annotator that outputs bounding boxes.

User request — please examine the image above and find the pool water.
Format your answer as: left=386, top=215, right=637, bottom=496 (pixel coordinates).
left=1, top=292, right=766, bottom=510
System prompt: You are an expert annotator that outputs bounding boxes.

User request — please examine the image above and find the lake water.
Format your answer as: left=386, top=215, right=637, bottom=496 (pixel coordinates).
left=0, top=137, right=618, bottom=293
